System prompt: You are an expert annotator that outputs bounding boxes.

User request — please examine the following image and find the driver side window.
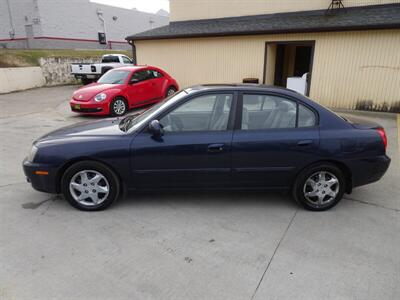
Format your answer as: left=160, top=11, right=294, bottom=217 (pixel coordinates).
left=159, top=94, right=233, bottom=132
left=130, top=70, right=150, bottom=83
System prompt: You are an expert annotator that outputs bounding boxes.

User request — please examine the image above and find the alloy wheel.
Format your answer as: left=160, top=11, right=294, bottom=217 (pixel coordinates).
left=167, top=88, right=176, bottom=96
left=303, top=171, right=339, bottom=207
left=69, top=170, right=110, bottom=206
left=113, top=99, right=126, bottom=115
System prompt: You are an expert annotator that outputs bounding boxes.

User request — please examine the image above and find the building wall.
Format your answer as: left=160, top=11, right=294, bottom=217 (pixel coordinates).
left=170, top=0, right=400, bottom=21
left=0, top=0, right=41, bottom=48
left=0, top=0, right=168, bottom=49
left=135, top=29, right=400, bottom=111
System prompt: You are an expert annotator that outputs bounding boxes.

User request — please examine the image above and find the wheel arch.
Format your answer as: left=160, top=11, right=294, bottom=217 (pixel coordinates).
left=101, top=66, right=113, bottom=74
left=55, top=157, right=126, bottom=196
left=294, top=160, right=353, bottom=193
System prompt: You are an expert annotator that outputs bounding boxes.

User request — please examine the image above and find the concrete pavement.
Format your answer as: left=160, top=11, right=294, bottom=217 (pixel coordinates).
left=0, top=86, right=399, bottom=300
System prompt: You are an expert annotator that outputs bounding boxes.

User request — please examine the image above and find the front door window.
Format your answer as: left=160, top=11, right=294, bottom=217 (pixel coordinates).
left=159, top=94, right=233, bottom=132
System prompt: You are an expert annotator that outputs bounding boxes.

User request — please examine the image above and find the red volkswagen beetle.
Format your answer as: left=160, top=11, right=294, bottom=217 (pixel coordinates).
left=70, top=66, right=179, bottom=116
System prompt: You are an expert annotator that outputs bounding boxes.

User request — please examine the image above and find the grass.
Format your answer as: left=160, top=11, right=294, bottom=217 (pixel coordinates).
left=0, top=49, right=131, bottom=68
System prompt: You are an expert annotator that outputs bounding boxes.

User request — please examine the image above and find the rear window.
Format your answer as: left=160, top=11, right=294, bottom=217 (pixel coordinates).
left=101, top=56, right=120, bottom=63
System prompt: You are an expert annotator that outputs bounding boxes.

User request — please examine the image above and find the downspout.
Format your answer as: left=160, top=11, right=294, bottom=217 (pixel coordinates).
left=5, top=0, right=15, bottom=39
left=128, top=40, right=137, bottom=65
left=96, top=9, right=108, bottom=48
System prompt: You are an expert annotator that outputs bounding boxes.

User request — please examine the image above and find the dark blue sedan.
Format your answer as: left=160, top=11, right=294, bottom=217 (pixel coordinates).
left=23, top=85, right=390, bottom=211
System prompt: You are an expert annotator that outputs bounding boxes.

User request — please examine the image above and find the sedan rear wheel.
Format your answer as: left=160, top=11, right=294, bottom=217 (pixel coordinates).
left=61, top=161, right=120, bottom=211
left=293, top=163, right=345, bottom=211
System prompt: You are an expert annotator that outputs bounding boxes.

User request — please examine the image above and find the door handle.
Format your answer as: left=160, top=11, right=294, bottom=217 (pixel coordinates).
left=207, top=143, right=225, bottom=153
left=297, top=140, right=313, bottom=147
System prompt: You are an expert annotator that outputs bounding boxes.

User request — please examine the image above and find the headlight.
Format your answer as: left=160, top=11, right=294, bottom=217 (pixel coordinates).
left=28, top=145, right=38, bottom=162
left=94, top=93, right=107, bottom=102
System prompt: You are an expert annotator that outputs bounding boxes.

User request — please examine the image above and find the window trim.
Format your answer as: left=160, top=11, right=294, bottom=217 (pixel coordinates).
left=139, top=91, right=238, bottom=134
left=236, top=91, right=319, bottom=131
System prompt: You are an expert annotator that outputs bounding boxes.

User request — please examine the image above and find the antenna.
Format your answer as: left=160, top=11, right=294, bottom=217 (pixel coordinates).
left=326, top=0, right=346, bottom=15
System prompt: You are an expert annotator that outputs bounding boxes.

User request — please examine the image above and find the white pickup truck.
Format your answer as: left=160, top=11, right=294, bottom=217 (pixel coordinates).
left=71, top=54, right=134, bottom=84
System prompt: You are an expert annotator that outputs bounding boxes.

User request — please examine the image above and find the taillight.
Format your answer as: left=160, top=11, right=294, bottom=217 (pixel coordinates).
left=376, top=128, right=387, bottom=150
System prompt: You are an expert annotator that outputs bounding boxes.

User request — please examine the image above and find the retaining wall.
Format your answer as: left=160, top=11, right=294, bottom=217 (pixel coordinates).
left=0, top=67, right=46, bottom=94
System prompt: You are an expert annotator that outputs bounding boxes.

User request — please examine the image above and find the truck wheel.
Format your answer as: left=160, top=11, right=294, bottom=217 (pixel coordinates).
left=81, top=78, right=92, bottom=85
left=110, top=97, right=128, bottom=116
left=101, top=67, right=112, bottom=75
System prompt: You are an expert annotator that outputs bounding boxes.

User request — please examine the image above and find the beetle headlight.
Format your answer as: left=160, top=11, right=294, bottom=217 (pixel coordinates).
left=94, top=93, right=107, bottom=102
left=28, top=145, right=38, bottom=162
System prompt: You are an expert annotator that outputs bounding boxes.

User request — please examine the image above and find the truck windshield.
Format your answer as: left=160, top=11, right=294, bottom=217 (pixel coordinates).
left=101, top=55, right=120, bottom=63
left=97, top=70, right=130, bottom=84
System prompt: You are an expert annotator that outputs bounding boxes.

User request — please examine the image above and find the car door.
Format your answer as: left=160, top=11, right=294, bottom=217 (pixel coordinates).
left=232, top=92, right=319, bottom=188
left=126, top=70, right=157, bottom=107
left=130, top=92, right=236, bottom=188
left=148, top=69, right=167, bottom=99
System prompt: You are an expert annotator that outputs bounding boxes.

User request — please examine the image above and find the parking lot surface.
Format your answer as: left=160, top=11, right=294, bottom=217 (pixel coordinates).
left=0, top=86, right=399, bottom=300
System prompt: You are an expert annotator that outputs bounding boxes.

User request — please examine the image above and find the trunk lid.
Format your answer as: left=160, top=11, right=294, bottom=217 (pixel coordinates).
left=339, top=113, right=382, bottom=129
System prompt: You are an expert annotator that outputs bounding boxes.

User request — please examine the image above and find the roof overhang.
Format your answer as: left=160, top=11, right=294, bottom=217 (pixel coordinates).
left=126, top=4, right=400, bottom=41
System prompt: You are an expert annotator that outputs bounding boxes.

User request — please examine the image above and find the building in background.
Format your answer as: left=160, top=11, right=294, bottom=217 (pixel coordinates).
left=0, top=0, right=168, bottom=50
left=127, top=0, right=400, bottom=112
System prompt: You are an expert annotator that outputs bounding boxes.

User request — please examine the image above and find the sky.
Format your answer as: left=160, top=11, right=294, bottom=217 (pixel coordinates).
left=90, top=0, right=170, bottom=13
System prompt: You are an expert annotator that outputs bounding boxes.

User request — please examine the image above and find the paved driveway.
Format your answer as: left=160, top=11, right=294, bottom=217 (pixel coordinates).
left=0, top=86, right=399, bottom=300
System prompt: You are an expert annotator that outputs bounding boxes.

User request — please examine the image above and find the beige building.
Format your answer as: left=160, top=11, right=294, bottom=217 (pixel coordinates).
left=126, top=0, right=400, bottom=112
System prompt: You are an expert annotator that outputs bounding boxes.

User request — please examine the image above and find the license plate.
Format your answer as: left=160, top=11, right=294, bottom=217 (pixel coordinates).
left=74, top=104, right=80, bottom=109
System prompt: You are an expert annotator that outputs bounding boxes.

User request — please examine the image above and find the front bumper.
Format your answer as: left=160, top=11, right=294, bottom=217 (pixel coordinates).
left=70, top=99, right=109, bottom=115
left=23, top=158, right=59, bottom=194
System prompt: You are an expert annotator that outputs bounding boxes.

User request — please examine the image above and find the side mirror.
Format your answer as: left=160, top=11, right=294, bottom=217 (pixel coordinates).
left=148, top=120, right=164, bottom=137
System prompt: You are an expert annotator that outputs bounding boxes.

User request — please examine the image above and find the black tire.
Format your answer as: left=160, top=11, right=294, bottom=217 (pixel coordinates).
left=110, top=97, right=128, bottom=117
left=81, top=78, right=92, bottom=85
left=166, top=86, right=177, bottom=97
left=61, top=161, right=120, bottom=211
left=292, top=163, right=345, bottom=211
left=101, top=67, right=112, bottom=75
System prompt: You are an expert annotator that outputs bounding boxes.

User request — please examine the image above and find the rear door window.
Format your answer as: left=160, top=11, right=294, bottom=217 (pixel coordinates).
left=298, top=104, right=316, bottom=127
left=241, top=94, right=316, bottom=129
left=101, top=55, right=120, bottom=63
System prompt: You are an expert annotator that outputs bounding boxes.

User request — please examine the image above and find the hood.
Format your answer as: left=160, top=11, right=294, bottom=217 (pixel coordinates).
left=72, top=83, right=124, bottom=101
left=339, top=113, right=381, bottom=130
left=35, top=118, right=125, bottom=144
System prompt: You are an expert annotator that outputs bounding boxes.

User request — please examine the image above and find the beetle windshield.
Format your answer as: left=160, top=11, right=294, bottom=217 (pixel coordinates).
left=97, top=70, right=130, bottom=84
left=120, top=91, right=188, bottom=132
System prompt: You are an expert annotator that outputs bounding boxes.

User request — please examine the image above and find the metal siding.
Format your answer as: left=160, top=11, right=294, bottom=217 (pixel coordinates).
left=170, top=0, right=400, bottom=21
left=136, top=29, right=400, bottom=110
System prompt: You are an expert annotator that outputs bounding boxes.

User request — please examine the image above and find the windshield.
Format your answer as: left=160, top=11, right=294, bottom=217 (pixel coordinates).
left=120, top=91, right=188, bottom=132
left=97, top=70, right=130, bottom=84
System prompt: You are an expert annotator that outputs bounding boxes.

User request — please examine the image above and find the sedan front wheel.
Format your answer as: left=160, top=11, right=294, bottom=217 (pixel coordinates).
left=61, top=161, right=120, bottom=211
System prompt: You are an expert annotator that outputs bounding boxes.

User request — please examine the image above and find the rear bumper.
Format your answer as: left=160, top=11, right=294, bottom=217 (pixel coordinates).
left=70, top=99, right=109, bottom=115
left=23, top=158, right=59, bottom=194
left=350, top=155, right=391, bottom=188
